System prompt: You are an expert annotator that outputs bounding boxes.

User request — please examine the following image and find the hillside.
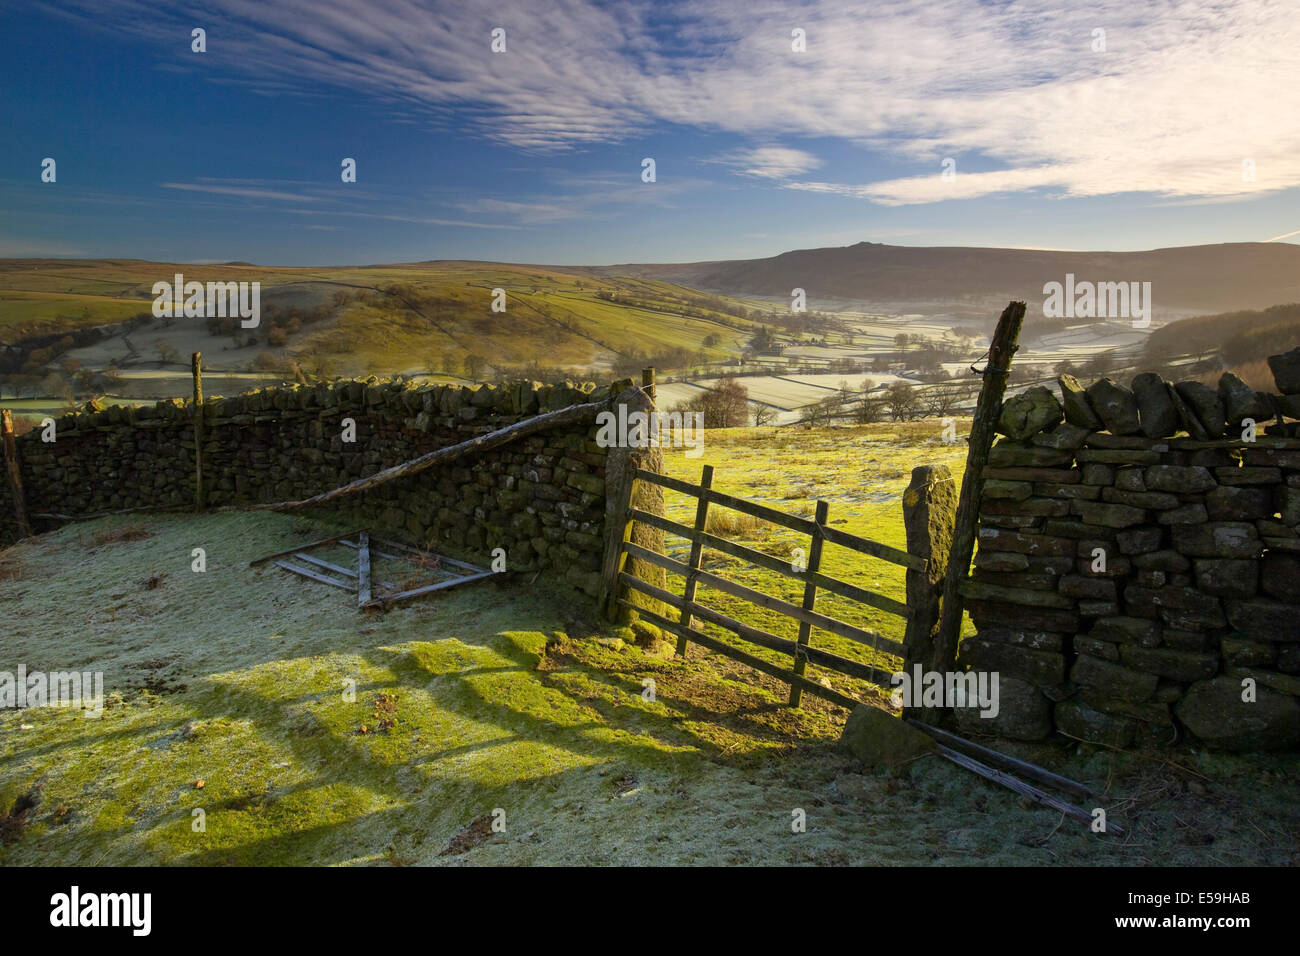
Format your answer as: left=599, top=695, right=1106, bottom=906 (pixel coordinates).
left=595, top=241, right=1300, bottom=319
left=0, top=259, right=770, bottom=397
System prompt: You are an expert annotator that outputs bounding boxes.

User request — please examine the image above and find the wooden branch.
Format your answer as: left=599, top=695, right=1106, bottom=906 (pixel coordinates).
left=222, top=397, right=606, bottom=514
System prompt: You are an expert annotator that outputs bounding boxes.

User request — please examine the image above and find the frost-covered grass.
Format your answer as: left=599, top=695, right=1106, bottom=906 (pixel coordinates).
left=2, top=491, right=1296, bottom=866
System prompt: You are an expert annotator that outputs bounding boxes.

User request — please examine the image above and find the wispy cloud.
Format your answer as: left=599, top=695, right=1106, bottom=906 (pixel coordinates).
left=56, top=0, right=1300, bottom=205
left=160, top=182, right=323, bottom=202
left=711, top=147, right=823, bottom=181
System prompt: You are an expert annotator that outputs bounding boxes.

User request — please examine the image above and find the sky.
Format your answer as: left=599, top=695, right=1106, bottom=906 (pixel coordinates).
left=2, top=0, right=1299, bottom=266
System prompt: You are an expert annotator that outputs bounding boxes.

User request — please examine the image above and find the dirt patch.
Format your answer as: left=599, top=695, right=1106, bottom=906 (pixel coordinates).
left=439, top=815, right=494, bottom=856
left=0, top=790, right=38, bottom=845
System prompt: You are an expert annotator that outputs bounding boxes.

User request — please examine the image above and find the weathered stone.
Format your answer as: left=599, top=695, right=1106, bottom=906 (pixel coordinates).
left=997, top=386, right=1063, bottom=440
left=986, top=443, right=1075, bottom=468
left=1175, top=677, right=1300, bottom=750
left=1131, top=372, right=1180, bottom=438
left=1054, top=699, right=1136, bottom=748
left=1114, top=467, right=1146, bottom=492
left=1070, top=500, right=1148, bottom=528
left=975, top=528, right=1076, bottom=556
left=973, top=550, right=1029, bottom=572
left=1174, top=381, right=1226, bottom=438
left=1171, top=522, right=1262, bottom=559
left=1261, top=551, right=1300, bottom=600
left=1133, top=546, right=1191, bottom=572
left=1080, top=463, right=1114, bottom=485
left=1161, top=628, right=1210, bottom=650
left=1193, top=559, right=1258, bottom=599
left=1119, top=646, right=1220, bottom=682
left=1156, top=503, right=1209, bottom=525
left=972, top=628, right=1064, bottom=651
left=1102, top=487, right=1179, bottom=509
left=1219, top=372, right=1270, bottom=423
left=1165, top=381, right=1207, bottom=440
left=982, top=479, right=1033, bottom=501
left=1075, top=637, right=1120, bottom=661
left=958, top=639, right=1066, bottom=693
left=959, top=580, right=1074, bottom=609
left=1221, top=636, right=1276, bottom=667
left=1058, top=374, right=1103, bottom=429
left=1267, top=346, right=1300, bottom=395
left=1089, top=615, right=1161, bottom=647
left=1144, top=464, right=1216, bottom=493
left=1058, top=574, right=1117, bottom=600
left=1029, top=422, right=1091, bottom=451
left=1085, top=378, right=1141, bottom=435
left=1078, top=599, right=1121, bottom=617
left=1070, top=654, right=1159, bottom=701
left=1076, top=448, right=1160, bottom=465
left=1084, top=432, right=1159, bottom=450
left=964, top=599, right=1079, bottom=633
left=1044, top=519, right=1115, bottom=540
left=1220, top=464, right=1284, bottom=486
left=1036, top=482, right=1100, bottom=500
left=983, top=466, right=1080, bottom=483
left=1224, top=598, right=1299, bottom=640
left=953, top=676, right=1053, bottom=741
left=839, top=705, right=938, bottom=768
left=1116, top=526, right=1164, bottom=555
left=983, top=496, right=1070, bottom=517
left=1206, top=485, right=1270, bottom=521
left=1124, top=584, right=1226, bottom=629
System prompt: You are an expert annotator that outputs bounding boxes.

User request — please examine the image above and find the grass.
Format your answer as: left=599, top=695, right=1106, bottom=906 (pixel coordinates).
left=2, top=428, right=1298, bottom=865
left=657, top=421, right=975, bottom=693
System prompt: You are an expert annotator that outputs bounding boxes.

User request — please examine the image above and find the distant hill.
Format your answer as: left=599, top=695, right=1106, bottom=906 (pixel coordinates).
left=592, top=241, right=1300, bottom=319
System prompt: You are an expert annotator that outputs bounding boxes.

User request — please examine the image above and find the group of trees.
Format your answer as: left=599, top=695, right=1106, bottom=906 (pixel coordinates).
left=671, top=376, right=751, bottom=428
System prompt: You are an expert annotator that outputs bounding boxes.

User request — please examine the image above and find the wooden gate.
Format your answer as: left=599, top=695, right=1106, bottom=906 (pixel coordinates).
left=603, top=463, right=938, bottom=711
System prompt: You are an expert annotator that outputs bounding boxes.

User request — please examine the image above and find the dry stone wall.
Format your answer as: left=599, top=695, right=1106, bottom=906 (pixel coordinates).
left=0, top=378, right=639, bottom=598
left=959, top=351, right=1300, bottom=751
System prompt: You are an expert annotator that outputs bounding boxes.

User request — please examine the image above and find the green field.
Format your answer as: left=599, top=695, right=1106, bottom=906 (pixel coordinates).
left=0, top=259, right=761, bottom=383
left=4, top=424, right=1296, bottom=866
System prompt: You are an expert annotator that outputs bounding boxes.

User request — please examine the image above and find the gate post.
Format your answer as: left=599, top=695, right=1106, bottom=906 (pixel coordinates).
left=901, top=464, right=957, bottom=722
left=599, top=383, right=665, bottom=622
left=931, top=301, right=1025, bottom=684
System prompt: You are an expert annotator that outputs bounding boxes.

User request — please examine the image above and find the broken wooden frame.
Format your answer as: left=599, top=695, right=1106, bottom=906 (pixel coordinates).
left=905, top=720, right=1122, bottom=835
left=250, top=530, right=494, bottom=609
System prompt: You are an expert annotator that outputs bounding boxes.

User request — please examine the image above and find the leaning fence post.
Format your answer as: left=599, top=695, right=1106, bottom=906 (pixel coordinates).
left=192, top=351, right=205, bottom=511
left=932, top=301, right=1025, bottom=681
left=789, top=498, right=828, bottom=707
left=901, top=464, right=958, bottom=722
left=1, top=409, right=32, bottom=539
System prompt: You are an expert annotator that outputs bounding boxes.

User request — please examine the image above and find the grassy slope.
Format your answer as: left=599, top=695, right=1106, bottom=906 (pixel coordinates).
left=3, top=427, right=1298, bottom=865
left=0, top=261, right=756, bottom=378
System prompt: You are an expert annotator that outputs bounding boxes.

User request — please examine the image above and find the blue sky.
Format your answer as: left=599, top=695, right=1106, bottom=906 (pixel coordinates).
left=2, top=0, right=1298, bottom=266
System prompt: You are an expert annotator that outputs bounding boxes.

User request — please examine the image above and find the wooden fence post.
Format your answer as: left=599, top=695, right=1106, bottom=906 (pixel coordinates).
left=901, top=464, right=958, bottom=722
left=789, top=498, right=828, bottom=707
left=1, top=409, right=33, bottom=539
left=676, top=464, right=713, bottom=655
left=192, top=351, right=205, bottom=511
left=642, top=367, right=656, bottom=402
left=932, top=301, right=1025, bottom=680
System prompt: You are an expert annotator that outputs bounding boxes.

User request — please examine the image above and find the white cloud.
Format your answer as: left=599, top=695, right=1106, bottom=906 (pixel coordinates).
left=57, top=0, right=1300, bottom=204
left=712, top=147, right=823, bottom=180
